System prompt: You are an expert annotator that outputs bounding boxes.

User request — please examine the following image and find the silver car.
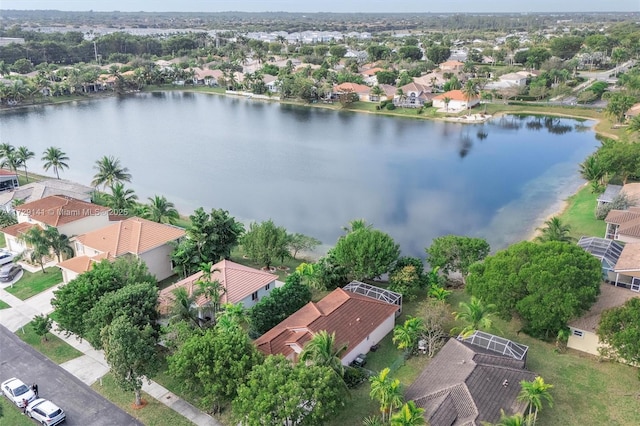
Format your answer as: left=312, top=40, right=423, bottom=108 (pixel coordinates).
left=0, top=250, right=14, bottom=266
left=26, top=398, right=66, bottom=426
left=0, top=263, right=22, bottom=282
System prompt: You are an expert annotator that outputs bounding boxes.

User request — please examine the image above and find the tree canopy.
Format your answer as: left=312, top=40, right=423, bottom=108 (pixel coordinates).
left=466, top=241, right=601, bottom=338
left=597, top=297, right=640, bottom=370
left=425, top=235, right=490, bottom=282
left=241, top=219, right=289, bottom=269
left=330, top=225, right=400, bottom=281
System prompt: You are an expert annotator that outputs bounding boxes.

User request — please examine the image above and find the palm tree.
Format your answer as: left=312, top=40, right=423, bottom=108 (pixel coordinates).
left=42, top=226, right=73, bottom=262
left=41, top=147, right=69, bottom=179
left=443, top=96, right=451, bottom=112
left=103, top=183, right=137, bottom=212
left=362, top=416, right=385, bottom=426
left=0, top=146, right=21, bottom=177
left=453, top=296, right=496, bottom=337
left=462, top=80, right=479, bottom=110
left=342, top=219, right=372, bottom=234
left=145, top=195, right=179, bottom=224
left=390, top=401, right=426, bottom=426
left=91, top=155, right=132, bottom=189
left=0, top=142, right=15, bottom=160
left=16, top=146, right=35, bottom=182
left=517, top=376, right=553, bottom=426
left=627, top=115, right=640, bottom=134
left=18, top=226, right=50, bottom=273
left=169, top=287, right=201, bottom=328
left=300, top=330, right=348, bottom=378
left=491, top=409, right=527, bottom=426
left=392, top=317, right=425, bottom=354
left=195, top=262, right=225, bottom=323
left=370, top=84, right=384, bottom=101
left=369, top=368, right=404, bottom=423
left=579, top=154, right=605, bottom=190
left=535, top=216, right=572, bottom=243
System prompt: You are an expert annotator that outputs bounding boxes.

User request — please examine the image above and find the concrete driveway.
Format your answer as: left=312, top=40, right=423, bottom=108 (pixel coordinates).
left=0, top=325, right=142, bottom=426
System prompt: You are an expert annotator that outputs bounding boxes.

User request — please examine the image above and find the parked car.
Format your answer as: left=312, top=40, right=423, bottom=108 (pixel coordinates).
left=0, top=250, right=14, bottom=266
left=1, top=377, right=36, bottom=407
left=351, top=353, right=367, bottom=368
left=26, top=398, right=66, bottom=426
left=0, top=263, right=21, bottom=282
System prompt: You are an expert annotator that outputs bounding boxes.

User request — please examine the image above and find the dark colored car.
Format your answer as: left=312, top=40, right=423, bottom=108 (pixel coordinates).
left=351, top=353, right=367, bottom=368
left=0, top=263, right=22, bottom=282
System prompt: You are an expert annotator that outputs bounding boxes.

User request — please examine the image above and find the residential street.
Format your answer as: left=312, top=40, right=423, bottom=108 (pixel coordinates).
left=0, top=325, right=142, bottom=426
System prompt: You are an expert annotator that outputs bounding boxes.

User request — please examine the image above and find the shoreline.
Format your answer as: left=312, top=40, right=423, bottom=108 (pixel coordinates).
left=3, top=89, right=606, bottom=251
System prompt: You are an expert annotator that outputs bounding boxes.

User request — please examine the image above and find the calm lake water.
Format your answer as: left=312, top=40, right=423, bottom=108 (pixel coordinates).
left=0, top=92, right=599, bottom=256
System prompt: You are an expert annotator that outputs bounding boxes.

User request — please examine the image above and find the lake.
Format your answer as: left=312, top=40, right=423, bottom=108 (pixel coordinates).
left=0, top=92, right=599, bottom=256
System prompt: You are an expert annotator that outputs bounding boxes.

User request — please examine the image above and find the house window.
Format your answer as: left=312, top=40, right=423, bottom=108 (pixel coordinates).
left=572, top=329, right=584, bottom=338
left=265, top=283, right=271, bottom=291
left=251, top=291, right=259, bottom=301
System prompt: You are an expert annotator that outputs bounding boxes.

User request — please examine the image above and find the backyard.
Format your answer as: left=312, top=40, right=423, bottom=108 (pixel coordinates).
left=558, top=185, right=608, bottom=239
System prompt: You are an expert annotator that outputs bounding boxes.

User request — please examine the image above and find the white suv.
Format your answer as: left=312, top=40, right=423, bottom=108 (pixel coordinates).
left=26, top=398, right=67, bottom=426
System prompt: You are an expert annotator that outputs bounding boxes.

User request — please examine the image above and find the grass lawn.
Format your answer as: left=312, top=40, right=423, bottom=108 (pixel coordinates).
left=0, top=397, right=33, bottom=425
left=0, top=298, right=10, bottom=309
left=4, top=267, right=62, bottom=300
left=558, top=185, right=607, bottom=239
left=16, top=320, right=83, bottom=364
left=448, top=290, right=640, bottom=426
left=91, top=373, right=195, bottom=426
left=153, top=355, right=210, bottom=412
left=0, top=232, right=5, bottom=248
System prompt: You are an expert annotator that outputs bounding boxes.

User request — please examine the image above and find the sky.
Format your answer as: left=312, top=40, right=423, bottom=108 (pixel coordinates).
left=1, top=0, right=638, bottom=13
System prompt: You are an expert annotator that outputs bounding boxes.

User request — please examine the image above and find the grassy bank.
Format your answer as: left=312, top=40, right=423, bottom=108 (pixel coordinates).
left=557, top=185, right=607, bottom=239
left=0, top=397, right=33, bottom=425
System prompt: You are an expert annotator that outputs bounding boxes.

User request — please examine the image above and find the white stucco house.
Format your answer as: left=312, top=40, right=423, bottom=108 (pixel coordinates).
left=57, top=216, right=186, bottom=283
left=432, top=89, right=480, bottom=112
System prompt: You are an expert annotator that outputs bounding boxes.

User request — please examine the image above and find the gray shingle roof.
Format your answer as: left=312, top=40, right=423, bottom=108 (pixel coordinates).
left=406, top=338, right=536, bottom=426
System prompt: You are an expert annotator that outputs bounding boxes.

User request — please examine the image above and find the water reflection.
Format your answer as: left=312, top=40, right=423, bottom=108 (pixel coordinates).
left=0, top=93, right=598, bottom=256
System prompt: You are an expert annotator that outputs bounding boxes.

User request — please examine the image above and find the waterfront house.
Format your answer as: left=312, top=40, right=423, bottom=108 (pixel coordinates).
left=394, top=82, right=433, bottom=108
left=605, top=207, right=640, bottom=243
left=433, top=89, right=480, bottom=112
left=0, top=179, right=93, bottom=214
left=0, top=169, right=19, bottom=193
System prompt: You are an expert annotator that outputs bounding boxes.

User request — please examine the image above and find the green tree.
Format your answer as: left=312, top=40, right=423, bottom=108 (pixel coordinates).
left=579, top=154, right=605, bottom=190
left=331, top=226, right=400, bottom=281
left=248, top=273, right=311, bottom=335
left=453, top=296, right=496, bottom=337
left=287, top=233, right=321, bottom=260
left=41, top=146, right=70, bottom=179
left=103, top=182, right=137, bottom=212
left=369, top=368, right=404, bottom=423
left=492, top=409, right=527, bottom=426
left=15, top=146, right=34, bottom=182
left=548, top=36, right=584, bottom=60
left=517, top=377, right=553, bottom=426
left=462, top=80, right=479, bottom=110
left=0, top=210, right=17, bottom=228
left=171, top=207, right=244, bottom=277
left=466, top=241, right=601, bottom=338
left=535, top=216, right=572, bottom=243
left=31, top=314, right=52, bottom=342
left=300, top=330, right=348, bottom=379
left=84, top=282, right=160, bottom=349
left=233, top=355, right=344, bottom=426
left=426, top=45, right=451, bottom=64
left=604, top=92, right=636, bottom=124
left=42, top=225, right=73, bottom=262
left=195, top=262, right=226, bottom=323
left=168, top=323, right=261, bottom=413
left=597, top=297, right=640, bottom=370
left=426, top=235, right=490, bottom=284
left=144, top=195, right=179, bottom=224
left=168, top=287, right=202, bottom=328
left=597, top=139, right=640, bottom=184
left=52, top=257, right=156, bottom=337
left=18, top=226, right=49, bottom=273
left=390, top=401, right=426, bottom=426
left=241, top=219, right=289, bottom=269
left=102, top=315, right=160, bottom=407
left=392, top=317, right=426, bottom=354
left=91, top=155, right=132, bottom=189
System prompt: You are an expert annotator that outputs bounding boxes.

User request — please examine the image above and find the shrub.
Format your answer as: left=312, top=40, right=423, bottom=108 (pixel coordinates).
left=596, top=192, right=634, bottom=220
left=344, top=366, right=368, bottom=388
left=386, top=103, right=396, bottom=110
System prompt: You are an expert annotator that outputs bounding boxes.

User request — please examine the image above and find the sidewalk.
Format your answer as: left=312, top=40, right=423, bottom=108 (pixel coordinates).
left=0, top=280, right=220, bottom=426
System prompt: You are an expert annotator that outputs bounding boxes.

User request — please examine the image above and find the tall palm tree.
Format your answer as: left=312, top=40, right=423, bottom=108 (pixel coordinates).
left=578, top=154, right=605, bottom=189
left=91, top=155, right=132, bottom=189
left=390, top=401, right=426, bottom=426
left=443, top=96, right=451, bottom=112
left=0, top=146, right=21, bottom=177
left=453, top=296, right=496, bottom=337
left=535, top=217, right=572, bottom=243
left=0, top=142, right=15, bottom=160
left=18, top=226, right=50, bottom=273
left=42, top=226, right=73, bottom=262
left=369, top=368, right=404, bottom=423
left=492, top=409, right=527, bottom=426
left=196, top=262, right=225, bottom=323
left=462, top=80, right=479, bottom=110
left=103, top=183, right=137, bottom=212
left=15, top=146, right=35, bottom=182
left=392, top=317, right=425, bottom=354
left=370, top=84, right=384, bottom=101
left=342, top=218, right=372, bottom=234
left=517, top=376, right=553, bottom=426
left=41, top=146, right=70, bottom=179
left=300, top=330, right=348, bottom=378
left=145, top=195, right=179, bottom=224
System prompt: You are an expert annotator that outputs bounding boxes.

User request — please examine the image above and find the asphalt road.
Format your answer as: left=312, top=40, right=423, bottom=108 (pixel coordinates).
left=0, top=325, right=142, bottom=426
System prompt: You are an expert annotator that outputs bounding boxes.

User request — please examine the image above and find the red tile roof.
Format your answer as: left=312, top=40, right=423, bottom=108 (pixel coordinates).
left=1, top=222, right=36, bottom=237
left=57, top=255, right=94, bottom=274
left=157, top=259, right=278, bottom=314
left=15, top=195, right=110, bottom=227
left=0, top=169, right=17, bottom=176
left=433, top=89, right=478, bottom=101
left=76, top=217, right=185, bottom=257
left=606, top=208, right=640, bottom=238
left=362, top=67, right=384, bottom=76
left=254, top=288, right=399, bottom=360
left=334, top=82, right=371, bottom=94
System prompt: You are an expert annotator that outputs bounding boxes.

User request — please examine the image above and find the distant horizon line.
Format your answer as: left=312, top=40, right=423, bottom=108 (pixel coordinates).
left=1, top=9, right=638, bottom=14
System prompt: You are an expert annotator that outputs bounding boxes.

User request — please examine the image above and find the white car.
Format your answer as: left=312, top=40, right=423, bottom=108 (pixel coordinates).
left=0, top=250, right=14, bottom=266
left=1, top=377, right=36, bottom=408
left=26, top=398, right=66, bottom=426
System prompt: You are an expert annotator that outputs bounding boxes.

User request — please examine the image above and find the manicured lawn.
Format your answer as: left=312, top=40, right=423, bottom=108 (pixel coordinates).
left=558, top=185, right=607, bottom=239
left=91, top=373, right=195, bottom=426
left=447, top=290, right=640, bottom=426
left=4, top=267, right=62, bottom=300
left=0, top=298, right=10, bottom=309
left=16, top=321, right=83, bottom=364
left=0, top=396, right=33, bottom=425
left=0, top=232, right=5, bottom=248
